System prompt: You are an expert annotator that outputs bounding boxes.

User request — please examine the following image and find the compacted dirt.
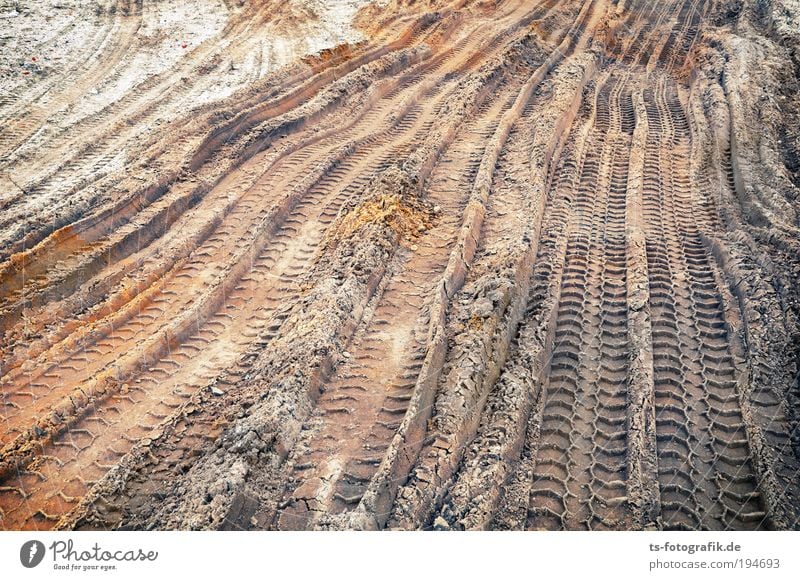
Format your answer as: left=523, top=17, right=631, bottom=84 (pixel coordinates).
left=1, top=0, right=799, bottom=531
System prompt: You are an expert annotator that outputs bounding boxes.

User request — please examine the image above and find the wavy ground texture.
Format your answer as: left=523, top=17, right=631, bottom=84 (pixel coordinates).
left=0, top=0, right=798, bottom=531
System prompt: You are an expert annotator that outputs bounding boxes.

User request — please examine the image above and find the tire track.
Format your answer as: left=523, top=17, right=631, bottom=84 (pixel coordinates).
left=526, top=72, right=633, bottom=530
left=0, top=10, right=547, bottom=529
left=642, top=78, right=767, bottom=530
left=0, top=0, right=535, bottom=354
left=276, top=85, right=521, bottom=530
left=0, top=74, right=449, bottom=449
left=386, top=0, right=606, bottom=530
left=0, top=3, right=538, bottom=448
left=0, top=1, right=425, bottom=259
left=0, top=98, right=437, bottom=531
left=0, top=0, right=150, bottom=161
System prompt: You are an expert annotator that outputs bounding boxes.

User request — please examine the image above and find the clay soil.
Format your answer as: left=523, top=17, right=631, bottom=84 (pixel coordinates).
left=1, top=0, right=799, bottom=531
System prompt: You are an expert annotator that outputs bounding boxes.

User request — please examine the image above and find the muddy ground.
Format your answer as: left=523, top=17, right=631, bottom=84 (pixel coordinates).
left=0, top=0, right=799, bottom=530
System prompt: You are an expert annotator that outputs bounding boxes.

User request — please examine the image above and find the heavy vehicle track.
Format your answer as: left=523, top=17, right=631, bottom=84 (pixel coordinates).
left=1, top=0, right=799, bottom=530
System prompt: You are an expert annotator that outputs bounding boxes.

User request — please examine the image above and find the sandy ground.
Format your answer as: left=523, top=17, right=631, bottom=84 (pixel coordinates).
left=0, top=0, right=799, bottom=531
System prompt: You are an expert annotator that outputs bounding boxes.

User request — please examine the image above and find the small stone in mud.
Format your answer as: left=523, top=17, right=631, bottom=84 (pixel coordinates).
left=210, top=386, right=224, bottom=396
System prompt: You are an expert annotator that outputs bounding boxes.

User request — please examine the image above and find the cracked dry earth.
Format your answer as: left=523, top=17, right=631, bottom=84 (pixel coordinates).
left=1, top=0, right=799, bottom=531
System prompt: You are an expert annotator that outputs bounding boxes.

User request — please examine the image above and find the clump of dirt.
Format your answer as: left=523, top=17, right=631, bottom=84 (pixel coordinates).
left=328, top=165, right=433, bottom=245
left=302, top=41, right=368, bottom=71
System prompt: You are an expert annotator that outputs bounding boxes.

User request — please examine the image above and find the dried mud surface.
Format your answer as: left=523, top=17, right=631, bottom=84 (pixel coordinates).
left=1, top=0, right=799, bottom=531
